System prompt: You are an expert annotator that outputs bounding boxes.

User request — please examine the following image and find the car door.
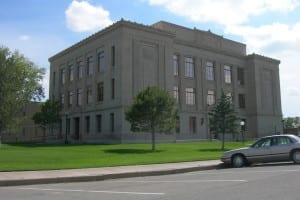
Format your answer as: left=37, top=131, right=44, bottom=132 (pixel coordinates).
left=269, top=136, right=292, bottom=162
left=247, top=137, right=273, bottom=163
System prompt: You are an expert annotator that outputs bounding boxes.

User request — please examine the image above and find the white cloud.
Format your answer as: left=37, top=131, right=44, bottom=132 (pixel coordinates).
left=19, top=35, right=30, bottom=41
left=147, top=0, right=299, bottom=26
left=286, top=87, right=300, bottom=96
left=225, top=22, right=300, bottom=53
left=147, top=0, right=300, bottom=116
left=42, top=68, right=50, bottom=100
left=65, top=0, right=113, bottom=32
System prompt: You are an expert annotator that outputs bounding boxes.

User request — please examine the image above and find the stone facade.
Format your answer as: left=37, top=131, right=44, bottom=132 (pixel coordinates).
left=49, top=20, right=283, bottom=143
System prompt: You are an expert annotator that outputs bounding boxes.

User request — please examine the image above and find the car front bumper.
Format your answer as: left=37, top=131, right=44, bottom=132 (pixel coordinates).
left=220, top=156, right=231, bottom=164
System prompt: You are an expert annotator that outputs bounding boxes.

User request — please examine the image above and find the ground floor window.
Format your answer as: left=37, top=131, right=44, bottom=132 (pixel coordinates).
left=110, top=113, right=114, bottom=133
left=96, top=114, right=102, bottom=133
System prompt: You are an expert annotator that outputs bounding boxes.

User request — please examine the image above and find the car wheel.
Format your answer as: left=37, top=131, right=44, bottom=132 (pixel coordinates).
left=292, top=150, right=300, bottom=164
left=232, top=155, right=245, bottom=168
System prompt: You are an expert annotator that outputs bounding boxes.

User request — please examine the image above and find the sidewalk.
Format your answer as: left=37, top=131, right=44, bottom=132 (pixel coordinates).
left=0, top=160, right=222, bottom=186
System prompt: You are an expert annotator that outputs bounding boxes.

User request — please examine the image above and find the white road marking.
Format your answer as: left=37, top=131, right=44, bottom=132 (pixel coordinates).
left=188, top=168, right=300, bottom=176
left=112, top=180, right=247, bottom=183
left=17, top=187, right=165, bottom=196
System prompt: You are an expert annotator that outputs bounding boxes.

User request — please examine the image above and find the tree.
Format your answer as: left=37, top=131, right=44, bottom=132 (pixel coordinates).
left=0, top=46, right=45, bottom=134
left=284, top=117, right=300, bottom=128
left=285, top=117, right=295, bottom=128
left=208, top=91, right=240, bottom=150
left=32, top=100, right=61, bottom=139
left=125, top=86, right=178, bottom=152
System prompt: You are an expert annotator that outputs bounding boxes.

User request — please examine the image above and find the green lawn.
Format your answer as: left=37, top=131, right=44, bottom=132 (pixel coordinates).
left=0, top=141, right=251, bottom=171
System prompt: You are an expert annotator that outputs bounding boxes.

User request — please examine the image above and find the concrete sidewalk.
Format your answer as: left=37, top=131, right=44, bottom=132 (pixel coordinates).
left=0, top=160, right=222, bottom=186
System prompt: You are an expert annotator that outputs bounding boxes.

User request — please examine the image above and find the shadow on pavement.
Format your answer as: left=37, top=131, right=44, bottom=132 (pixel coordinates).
left=104, top=149, right=164, bottom=154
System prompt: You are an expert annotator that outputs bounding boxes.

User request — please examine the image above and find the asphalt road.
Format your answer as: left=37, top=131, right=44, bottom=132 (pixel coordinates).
left=1, top=162, right=300, bottom=200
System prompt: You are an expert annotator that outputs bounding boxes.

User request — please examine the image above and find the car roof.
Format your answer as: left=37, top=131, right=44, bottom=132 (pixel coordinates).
left=262, top=134, right=295, bottom=138
left=259, top=134, right=300, bottom=142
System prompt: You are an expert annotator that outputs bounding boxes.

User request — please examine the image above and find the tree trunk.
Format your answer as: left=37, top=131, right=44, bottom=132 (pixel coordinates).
left=221, top=131, right=225, bottom=150
left=151, top=126, right=156, bottom=152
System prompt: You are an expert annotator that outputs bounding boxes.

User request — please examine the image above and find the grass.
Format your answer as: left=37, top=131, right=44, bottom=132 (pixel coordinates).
left=0, top=141, right=251, bottom=171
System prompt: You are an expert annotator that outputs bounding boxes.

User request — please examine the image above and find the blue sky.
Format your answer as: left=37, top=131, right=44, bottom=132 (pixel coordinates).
left=1, top=0, right=300, bottom=117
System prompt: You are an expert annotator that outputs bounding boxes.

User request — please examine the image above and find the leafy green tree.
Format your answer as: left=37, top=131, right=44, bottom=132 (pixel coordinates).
left=208, top=91, right=240, bottom=150
left=0, top=46, right=45, bottom=134
left=125, top=86, right=178, bottom=152
left=285, top=117, right=295, bottom=128
left=32, top=100, right=61, bottom=139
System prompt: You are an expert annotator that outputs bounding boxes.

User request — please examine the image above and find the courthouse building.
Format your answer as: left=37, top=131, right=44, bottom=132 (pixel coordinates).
left=49, top=20, right=283, bottom=143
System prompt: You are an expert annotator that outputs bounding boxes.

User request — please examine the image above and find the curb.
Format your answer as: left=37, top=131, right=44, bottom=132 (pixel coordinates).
left=0, top=163, right=223, bottom=187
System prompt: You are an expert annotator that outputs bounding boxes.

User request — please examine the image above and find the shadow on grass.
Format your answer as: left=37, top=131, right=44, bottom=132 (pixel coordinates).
left=5, top=143, right=103, bottom=148
left=199, top=148, right=230, bottom=152
left=104, top=149, right=164, bottom=154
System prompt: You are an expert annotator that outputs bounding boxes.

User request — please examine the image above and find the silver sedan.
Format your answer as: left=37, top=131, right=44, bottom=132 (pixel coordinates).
left=221, top=135, right=300, bottom=167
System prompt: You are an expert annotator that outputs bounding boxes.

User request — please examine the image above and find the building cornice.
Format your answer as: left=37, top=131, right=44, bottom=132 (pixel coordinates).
left=174, top=39, right=246, bottom=60
left=49, top=19, right=175, bottom=62
left=246, top=53, right=280, bottom=64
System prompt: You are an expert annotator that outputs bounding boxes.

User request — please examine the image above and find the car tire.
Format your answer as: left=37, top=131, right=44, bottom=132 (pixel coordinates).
left=232, top=155, right=245, bottom=168
left=292, top=150, right=300, bottom=164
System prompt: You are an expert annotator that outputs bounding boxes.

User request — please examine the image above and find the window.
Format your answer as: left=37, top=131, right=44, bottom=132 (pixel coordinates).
left=207, top=90, right=215, bottom=106
left=224, top=65, right=232, bottom=84
left=77, top=88, right=82, bottom=106
left=86, top=86, right=93, bottom=104
left=68, top=91, right=73, bottom=107
left=60, top=93, right=65, bottom=107
left=111, top=78, right=115, bottom=99
left=189, top=116, right=196, bottom=134
left=111, top=45, right=115, bottom=67
left=238, top=94, right=246, bottom=108
left=69, top=64, right=74, bottom=81
left=96, top=114, right=102, bottom=133
left=252, top=138, right=271, bottom=148
left=185, top=57, right=194, bottom=78
left=206, top=61, right=214, bottom=81
left=272, top=136, right=291, bottom=146
left=98, top=51, right=105, bottom=72
left=87, top=56, right=93, bottom=76
left=85, top=116, right=90, bottom=134
left=237, top=68, right=245, bottom=85
left=173, top=54, right=179, bottom=76
left=77, top=61, right=83, bottom=79
left=110, top=113, right=114, bottom=132
left=173, top=86, right=179, bottom=103
left=61, top=68, right=66, bottom=84
left=185, top=88, right=195, bottom=105
left=97, top=82, right=104, bottom=102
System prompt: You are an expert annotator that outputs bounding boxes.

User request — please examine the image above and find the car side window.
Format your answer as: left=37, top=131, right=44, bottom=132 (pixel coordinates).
left=271, top=137, right=278, bottom=146
left=278, top=137, right=290, bottom=145
left=271, top=136, right=291, bottom=146
left=253, top=138, right=271, bottom=148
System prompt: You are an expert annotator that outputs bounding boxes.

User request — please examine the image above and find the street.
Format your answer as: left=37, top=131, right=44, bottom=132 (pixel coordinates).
left=1, top=163, right=300, bottom=200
